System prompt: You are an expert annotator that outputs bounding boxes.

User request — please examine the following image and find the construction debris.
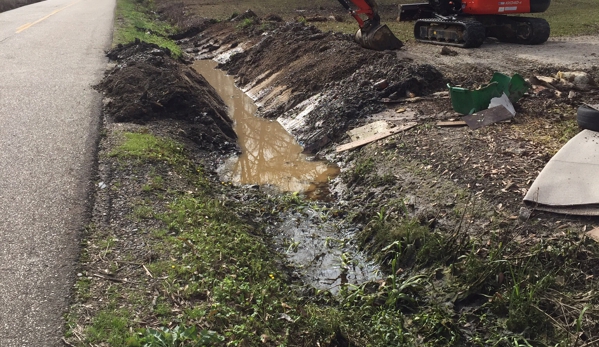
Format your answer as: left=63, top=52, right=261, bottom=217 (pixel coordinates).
left=489, top=93, right=516, bottom=116
left=347, top=120, right=393, bottom=141
left=556, top=71, right=595, bottom=90
left=440, top=46, right=458, bottom=56
left=463, top=105, right=514, bottom=130
left=524, top=130, right=599, bottom=216
left=336, top=122, right=417, bottom=152
left=436, top=120, right=467, bottom=127
left=530, top=71, right=596, bottom=93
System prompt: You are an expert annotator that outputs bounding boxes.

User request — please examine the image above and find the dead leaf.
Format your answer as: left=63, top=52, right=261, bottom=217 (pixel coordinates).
left=586, top=227, right=599, bottom=243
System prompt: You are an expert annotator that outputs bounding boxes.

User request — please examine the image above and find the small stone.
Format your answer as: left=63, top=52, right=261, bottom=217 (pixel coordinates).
left=231, top=9, right=257, bottom=22
left=373, top=80, right=389, bottom=90
left=440, top=46, right=458, bottom=56
left=518, top=207, right=532, bottom=221
left=77, top=273, right=83, bottom=277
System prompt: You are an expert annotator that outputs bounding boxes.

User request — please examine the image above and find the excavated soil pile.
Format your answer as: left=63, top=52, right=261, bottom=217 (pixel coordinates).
left=99, top=42, right=236, bottom=152
left=201, top=22, right=445, bottom=151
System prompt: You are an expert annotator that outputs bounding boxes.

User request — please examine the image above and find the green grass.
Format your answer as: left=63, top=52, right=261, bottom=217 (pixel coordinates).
left=540, top=0, right=599, bottom=36
left=114, top=0, right=182, bottom=56
left=68, top=127, right=599, bottom=346
left=69, top=130, right=451, bottom=346
left=109, top=132, right=187, bottom=165
left=86, top=310, right=137, bottom=346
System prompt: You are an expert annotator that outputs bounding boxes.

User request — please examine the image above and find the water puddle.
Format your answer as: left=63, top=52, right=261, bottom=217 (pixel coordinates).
left=193, top=60, right=339, bottom=196
left=272, top=206, right=380, bottom=293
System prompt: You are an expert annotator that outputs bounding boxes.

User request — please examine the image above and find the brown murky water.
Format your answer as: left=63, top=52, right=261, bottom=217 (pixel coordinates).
left=193, top=60, right=339, bottom=194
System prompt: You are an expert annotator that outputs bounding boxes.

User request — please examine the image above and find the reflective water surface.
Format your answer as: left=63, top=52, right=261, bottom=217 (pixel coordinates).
left=193, top=60, right=339, bottom=195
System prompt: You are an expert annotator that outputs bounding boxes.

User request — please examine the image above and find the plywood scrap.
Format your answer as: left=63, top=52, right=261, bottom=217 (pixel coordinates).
left=347, top=120, right=392, bottom=141
left=366, top=109, right=417, bottom=123
left=336, top=122, right=417, bottom=153
left=463, top=105, right=514, bottom=130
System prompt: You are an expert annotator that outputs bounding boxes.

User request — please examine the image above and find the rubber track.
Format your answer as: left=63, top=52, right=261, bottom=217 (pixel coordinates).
left=414, top=19, right=486, bottom=48
left=507, top=17, right=551, bottom=45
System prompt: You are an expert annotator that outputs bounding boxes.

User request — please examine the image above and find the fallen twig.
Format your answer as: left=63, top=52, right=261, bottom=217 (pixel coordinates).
left=143, top=264, right=154, bottom=278
left=91, top=273, right=127, bottom=283
left=532, top=304, right=576, bottom=338
left=62, top=337, right=76, bottom=347
left=579, top=337, right=599, bottom=347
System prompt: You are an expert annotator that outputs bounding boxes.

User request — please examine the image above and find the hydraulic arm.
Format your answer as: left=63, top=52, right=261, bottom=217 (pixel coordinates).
left=337, top=0, right=403, bottom=50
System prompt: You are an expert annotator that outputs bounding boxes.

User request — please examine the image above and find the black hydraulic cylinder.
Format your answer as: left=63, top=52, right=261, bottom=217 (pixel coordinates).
left=337, top=0, right=351, bottom=10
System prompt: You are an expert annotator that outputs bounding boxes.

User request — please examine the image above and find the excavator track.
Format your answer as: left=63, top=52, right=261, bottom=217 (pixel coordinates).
left=490, top=16, right=551, bottom=45
left=414, top=19, right=486, bottom=48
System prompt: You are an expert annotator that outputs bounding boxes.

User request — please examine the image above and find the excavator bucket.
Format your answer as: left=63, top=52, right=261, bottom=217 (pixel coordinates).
left=355, top=24, right=403, bottom=51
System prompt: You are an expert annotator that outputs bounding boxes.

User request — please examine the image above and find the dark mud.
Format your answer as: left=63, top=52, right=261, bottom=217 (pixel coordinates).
left=98, top=42, right=237, bottom=152
left=212, top=23, right=444, bottom=152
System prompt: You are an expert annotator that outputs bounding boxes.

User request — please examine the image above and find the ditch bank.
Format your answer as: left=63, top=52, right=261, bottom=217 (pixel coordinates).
left=67, top=10, right=599, bottom=347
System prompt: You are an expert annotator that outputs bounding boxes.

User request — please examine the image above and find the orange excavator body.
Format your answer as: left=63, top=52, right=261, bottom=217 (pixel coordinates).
left=397, top=0, right=551, bottom=47
left=463, top=0, right=531, bottom=14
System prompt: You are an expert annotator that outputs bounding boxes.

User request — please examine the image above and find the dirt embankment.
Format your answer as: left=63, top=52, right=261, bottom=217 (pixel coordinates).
left=194, top=21, right=445, bottom=152
left=0, top=0, right=43, bottom=12
left=99, top=42, right=237, bottom=152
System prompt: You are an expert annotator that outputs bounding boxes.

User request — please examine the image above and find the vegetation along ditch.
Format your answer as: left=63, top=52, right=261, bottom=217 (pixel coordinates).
left=65, top=0, right=599, bottom=346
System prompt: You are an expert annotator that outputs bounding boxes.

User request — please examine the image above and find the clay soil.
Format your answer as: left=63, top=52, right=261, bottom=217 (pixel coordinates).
left=75, top=3, right=599, bottom=346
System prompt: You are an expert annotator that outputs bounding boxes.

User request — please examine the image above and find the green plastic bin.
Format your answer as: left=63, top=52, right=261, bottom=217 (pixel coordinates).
left=448, top=82, right=502, bottom=115
left=448, top=73, right=530, bottom=115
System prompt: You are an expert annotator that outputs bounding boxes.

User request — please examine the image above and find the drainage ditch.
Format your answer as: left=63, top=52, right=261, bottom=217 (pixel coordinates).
left=193, top=59, right=379, bottom=292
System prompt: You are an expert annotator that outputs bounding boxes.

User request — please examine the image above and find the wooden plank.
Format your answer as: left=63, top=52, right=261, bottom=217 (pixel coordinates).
left=336, top=122, right=417, bottom=153
left=436, top=120, right=467, bottom=127
left=347, top=120, right=391, bottom=141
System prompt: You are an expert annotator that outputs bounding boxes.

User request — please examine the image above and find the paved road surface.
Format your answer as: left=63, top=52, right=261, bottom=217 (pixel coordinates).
left=0, top=0, right=115, bottom=345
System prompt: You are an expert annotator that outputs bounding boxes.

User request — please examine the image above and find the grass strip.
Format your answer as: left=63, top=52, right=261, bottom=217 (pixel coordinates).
left=113, top=0, right=181, bottom=56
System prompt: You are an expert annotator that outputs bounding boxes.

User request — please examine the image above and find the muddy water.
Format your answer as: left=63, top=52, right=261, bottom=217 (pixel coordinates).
left=194, top=60, right=378, bottom=292
left=272, top=207, right=380, bottom=293
left=193, top=60, right=339, bottom=195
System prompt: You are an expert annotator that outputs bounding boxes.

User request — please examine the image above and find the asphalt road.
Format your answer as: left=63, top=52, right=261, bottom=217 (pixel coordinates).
left=0, top=0, right=115, bottom=345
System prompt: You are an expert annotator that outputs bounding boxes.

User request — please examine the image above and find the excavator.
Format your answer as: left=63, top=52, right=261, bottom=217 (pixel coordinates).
left=338, top=0, right=551, bottom=50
